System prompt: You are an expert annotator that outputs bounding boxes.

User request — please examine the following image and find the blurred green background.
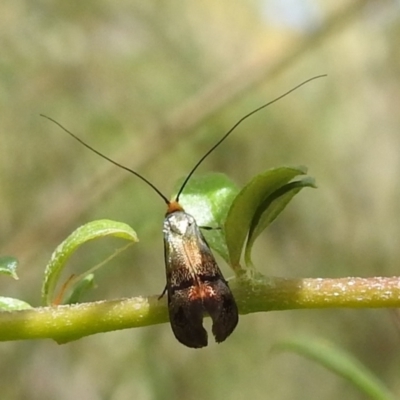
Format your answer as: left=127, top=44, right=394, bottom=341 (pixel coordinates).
left=1, top=1, right=400, bottom=399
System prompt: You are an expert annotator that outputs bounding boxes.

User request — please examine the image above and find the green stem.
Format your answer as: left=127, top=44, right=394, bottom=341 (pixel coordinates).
left=0, top=276, right=399, bottom=343
left=233, top=276, right=400, bottom=314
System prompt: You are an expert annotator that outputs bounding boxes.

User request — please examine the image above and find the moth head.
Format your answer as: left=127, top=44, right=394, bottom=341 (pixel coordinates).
left=164, top=211, right=196, bottom=237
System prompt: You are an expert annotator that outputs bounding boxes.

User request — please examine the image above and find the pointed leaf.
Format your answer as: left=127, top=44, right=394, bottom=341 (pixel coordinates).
left=0, top=256, right=19, bottom=280
left=225, top=166, right=308, bottom=268
left=274, top=337, right=395, bottom=400
left=245, top=177, right=316, bottom=265
left=41, top=220, right=138, bottom=306
left=177, top=173, right=239, bottom=262
left=0, top=297, right=32, bottom=311
left=65, top=274, right=95, bottom=304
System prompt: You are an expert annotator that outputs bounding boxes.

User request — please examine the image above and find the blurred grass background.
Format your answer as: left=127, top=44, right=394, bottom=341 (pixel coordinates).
left=1, top=1, right=400, bottom=399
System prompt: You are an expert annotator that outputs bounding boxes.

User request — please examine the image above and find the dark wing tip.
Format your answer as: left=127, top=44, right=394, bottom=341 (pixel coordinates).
left=204, top=281, right=239, bottom=343
left=169, top=296, right=209, bottom=349
left=211, top=297, right=239, bottom=343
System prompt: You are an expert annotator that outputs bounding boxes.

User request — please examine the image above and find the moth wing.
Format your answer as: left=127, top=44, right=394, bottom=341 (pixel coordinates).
left=167, top=291, right=208, bottom=348
left=199, top=249, right=239, bottom=343
left=164, top=216, right=238, bottom=347
left=164, top=230, right=209, bottom=348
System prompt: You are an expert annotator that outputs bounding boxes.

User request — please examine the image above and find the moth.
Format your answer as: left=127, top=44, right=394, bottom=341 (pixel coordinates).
left=162, top=204, right=238, bottom=348
left=41, top=75, right=324, bottom=348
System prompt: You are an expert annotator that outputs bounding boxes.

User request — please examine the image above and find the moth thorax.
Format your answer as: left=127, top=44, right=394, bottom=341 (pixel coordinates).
left=164, top=211, right=196, bottom=236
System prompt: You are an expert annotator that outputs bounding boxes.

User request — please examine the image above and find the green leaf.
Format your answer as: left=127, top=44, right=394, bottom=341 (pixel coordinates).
left=0, top=256, right=19, bottom=280
left=225, top=166, right=308, bottom=269
left=0, top=297, right=32, bottom=311
left=64, top=274, right=95, bottom=304
left=177, top=173, right=239, bottom=262
left=244, top=177, right=316, bottom=265
left=41, top=220, right=138, bottom=306
left=274, top=337, right=395, bottom=400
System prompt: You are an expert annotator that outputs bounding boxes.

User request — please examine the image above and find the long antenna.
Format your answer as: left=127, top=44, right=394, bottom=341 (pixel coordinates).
left=40, top=114, right=170, bottom=204
left=175, top=74, right=326, bottom=201
left=41, top=74, right=326, bottom=207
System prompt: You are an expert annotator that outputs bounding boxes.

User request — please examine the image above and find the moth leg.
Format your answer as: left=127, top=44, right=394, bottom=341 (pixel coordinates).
left=158, top=285, right=168, bottom=300
left=199, top=226, right=221, bottom=231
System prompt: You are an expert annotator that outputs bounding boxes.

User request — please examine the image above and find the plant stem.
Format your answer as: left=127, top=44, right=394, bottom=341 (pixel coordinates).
left=0, top=275, right=399, bottom=343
